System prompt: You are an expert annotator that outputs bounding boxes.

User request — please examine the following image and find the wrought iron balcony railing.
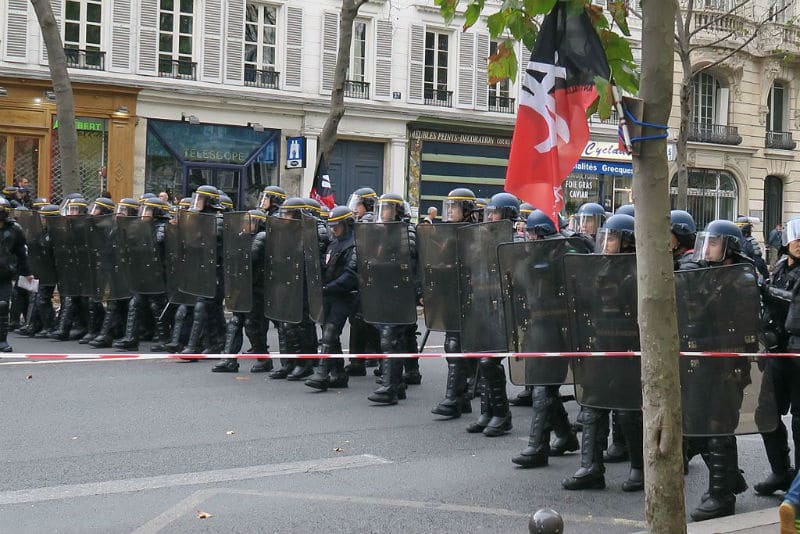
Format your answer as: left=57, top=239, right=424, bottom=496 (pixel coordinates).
left=344, top=80, right=370, bottom=99
left=64, top=48, right=105, bottom=71
left=687, top=122, right=742, bottom=145
left=158, top=58, right=197, bottom=80
left=766, top=130, right=797, bottom=150
left=424, top=87, right=453, bottom=108
left=489, top=95, right=515, bottom=113
left=244, top=67, right=280, bottom=89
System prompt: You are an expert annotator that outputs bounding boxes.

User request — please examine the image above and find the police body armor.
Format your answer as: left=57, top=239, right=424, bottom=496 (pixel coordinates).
left=416, top=222, right=465, bottom=332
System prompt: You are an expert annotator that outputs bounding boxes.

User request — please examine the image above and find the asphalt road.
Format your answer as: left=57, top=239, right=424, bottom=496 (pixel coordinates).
left=0, top=328, right=787, bottom=533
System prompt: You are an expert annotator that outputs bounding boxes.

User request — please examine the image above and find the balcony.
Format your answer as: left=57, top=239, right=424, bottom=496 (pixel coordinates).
left=64, top=48, right=105, bottom=71
left=344, top=80, right=370, bottom=99
left=158, top=58, right=197, bottom=80
left=244, top=67, right=280, bottom=89
left=766, top=131, right=796, bottom=150
left=424, top=87, right=453, bottom=108
left=687, top=123, right=742, bottom=145
left=489, top=95, right=515, bottom=113
left=589, top=109, right=620, bottom=125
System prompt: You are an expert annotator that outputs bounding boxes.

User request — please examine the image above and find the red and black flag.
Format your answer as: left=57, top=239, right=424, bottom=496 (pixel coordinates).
left=505, top=3, right=611, bottom=224
left=310, top=154, right=336, bottom=209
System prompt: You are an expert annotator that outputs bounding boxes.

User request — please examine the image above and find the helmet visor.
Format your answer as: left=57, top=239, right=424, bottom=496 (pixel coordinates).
left=692, top=232, right=728, bottom=263
left=578, top=214, right=602, bottom=236
left=61, top=202, right=87, bottom=216
left=138, top=204, right=156, bottom=219
left=595, top=228, right=622, bottom=254
left=442, top=199, right=465, bottom=223
left=484, top=206, right=504, bottom=222
left=375, top=201, right=400, bottom=223
left=783, top=219, right=800, bottom=246
left=277, top=206, right=301, bottom=220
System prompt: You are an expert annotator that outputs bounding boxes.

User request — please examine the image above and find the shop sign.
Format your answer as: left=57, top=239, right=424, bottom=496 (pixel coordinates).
left=182, top=149, right=247, bottom=163
left=410, top=129, right=511, bottom=147
left=580, top=141, right=631, bottom=161
left=572, top=159, right=633, bottom=176
left=53, top=118, right=107, bottom=132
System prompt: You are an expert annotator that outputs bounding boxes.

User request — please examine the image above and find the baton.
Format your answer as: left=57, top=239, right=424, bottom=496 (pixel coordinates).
left=418, top=328, right=431, bottom=351
left=158, top=302, right=173, bottom=322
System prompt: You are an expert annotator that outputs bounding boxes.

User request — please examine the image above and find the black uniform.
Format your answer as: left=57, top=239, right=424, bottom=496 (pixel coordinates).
left=0, top=217, right=30, bottom=352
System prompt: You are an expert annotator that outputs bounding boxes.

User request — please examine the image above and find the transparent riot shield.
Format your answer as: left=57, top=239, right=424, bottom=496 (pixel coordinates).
left=117, top=217, right=166, bottom=295
left=164, top=221, right=196, bottom=306
left=302, top=216, right=324, bottom=324
left=177, top=210, right=218, bottom=298
left=14, top=210, right=57, bottom=286
left=417, top=223, right=464, bottom=332
left=223, top=212, right=254, bottom=313
left=263, top=216, right=304, bottom=323
left=457, top=220, right=513, bottom=352
left=354, top=222, right=417, bottom=325
left=564, top=253, right=642, bottom=410
left=676, top=264, right=777, bottom=436
left=87, top=215, right=129, bottom=301
left=499, top=238, right=589, bottom=386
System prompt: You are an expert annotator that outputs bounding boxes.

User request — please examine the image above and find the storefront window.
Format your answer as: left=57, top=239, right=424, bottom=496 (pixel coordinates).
left=51, top=117, right=108, bottom=202
left=670, top=168, right=738, bottom=229
left=561, top=169, right=633, bottom=215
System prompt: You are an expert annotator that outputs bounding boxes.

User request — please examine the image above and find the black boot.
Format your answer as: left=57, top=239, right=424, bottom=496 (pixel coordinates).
left=548, top=391, right=579, bottom=456
left=68, top=298, right=88, bottom=341
left=90, top=300, right=120, bottom=348
left=345, top=359, right=367, bottom=376
left=287, top=360, right=315, bottom=380
left=368, top=359, right=405, bottom=404
left=432, top=360, right=471, bottom=418
left=245, top=314, right=272, bottom=373
left=466, top=379, right=491, bottom=433
left=0, top=300, right=11, bottom=352
left=305, top=359, right=332, bottom=390
left=112, top=298, right=140, bottom=351
left=329, top=359, right=349, bottom=388
left=180, top=301, right=207, bottom=354
left=250, top=359, right=273, bottom=373
left=268, top=359, right=293, bottom=379
left=755, top=423, right=795, bottom=495
left=18, top=295, right=41, bottom=336
left=604, top=410, right=629, bottom=463
left=212, top=358, right=240, bottom=373
left=403, top=357, right=422, bottom=385
left=268, top=324, right=293, bottom=378
left=563, top=408, right=607, bottom=490
left=691, top=437, right=736, bottom=521
left=512, top=387, right=551, bottom=467
left=510, top=386, right=534, bottom=407
left=483, top=361, right=512, bottom=437
left=164, top=305, right=189, bottom=352
left=80, top=301, right=104, bottom=344
left=619, top=410, right=644, bottom=492
left=50, top=297, right=76, bottom=341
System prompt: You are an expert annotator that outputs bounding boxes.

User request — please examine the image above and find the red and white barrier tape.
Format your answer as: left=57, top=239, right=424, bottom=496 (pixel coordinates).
left=0, top=351, right=797, bottom=360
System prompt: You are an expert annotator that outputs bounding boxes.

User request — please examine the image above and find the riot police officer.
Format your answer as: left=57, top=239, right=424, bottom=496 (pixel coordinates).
left=305, top=206, right=359, bottom=390
left=0, top=197, right=31, bottom=352
left=670, top=210, right=697, bottom=268
left=161, top=198, right=196, bottom=353
left=17, top=204, right=59, bottom=337
left=347, top=187, right=378, bottom=223
left=50, top=197, right=90, bottom=341
left=258, top=185, right=286, bottom=216
left=78, top=198, right=116, bottom=344
left=574, top=202, right=606, bottom=239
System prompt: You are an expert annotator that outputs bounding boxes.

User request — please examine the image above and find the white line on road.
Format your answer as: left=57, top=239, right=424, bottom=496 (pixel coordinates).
left=0, top=454, right=391, bottom=506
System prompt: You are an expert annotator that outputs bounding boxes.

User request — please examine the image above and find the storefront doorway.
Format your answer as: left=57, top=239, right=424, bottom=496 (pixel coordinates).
left=1, top=134, right=43, bottom=195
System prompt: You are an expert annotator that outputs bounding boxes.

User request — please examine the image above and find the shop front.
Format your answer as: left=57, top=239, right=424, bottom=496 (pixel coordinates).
left=144, top=119, right=280, bottom=208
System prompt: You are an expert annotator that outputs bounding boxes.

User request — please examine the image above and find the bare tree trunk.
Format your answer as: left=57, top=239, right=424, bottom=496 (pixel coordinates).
left=30, top=0, right=79, bottom=197
left=317, top=0, right=367, bottom=169
left=637, top=1, right=687, bottom=532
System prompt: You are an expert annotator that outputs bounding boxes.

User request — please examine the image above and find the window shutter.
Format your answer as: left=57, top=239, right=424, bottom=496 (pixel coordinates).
left=40, top=0, right=63, bottom=64
left=4, top=0, right=29, bottom=63
left=320, top=11, right=339, bottom=95
left=284, top=6, right=303, bottom=90
left=475, top=33, right=489, bottom=111
left=374, top=19, right=392, bottom=100
left=518, top=43, right=531, bottom=101
left=407, top=24, right=424, bottom=104
left=138, top=0, right=159, bottom=75
left=110, top=0, right=132, bottom=72
left=224, top=0, right=244, bottom=84
left=201, top=0, right=222, bottom=82
left=456, top=32, right=475, bottom=108
left=717, top=87, right=729, bottom=126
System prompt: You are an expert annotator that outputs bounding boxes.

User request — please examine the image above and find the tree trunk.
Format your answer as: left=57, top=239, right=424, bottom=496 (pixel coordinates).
left=675, top=45, right=693, bottom=211
left=317, top=0, right=366, bottom=169
left=636, top=1, right=687, bottom=533
left=30, top=0, right=79, bottom=198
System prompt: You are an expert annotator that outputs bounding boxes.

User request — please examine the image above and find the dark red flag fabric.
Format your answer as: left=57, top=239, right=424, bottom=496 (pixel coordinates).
left=310, top=154, right=336, bottom=209
left=505, top=3, right=611, bottom=223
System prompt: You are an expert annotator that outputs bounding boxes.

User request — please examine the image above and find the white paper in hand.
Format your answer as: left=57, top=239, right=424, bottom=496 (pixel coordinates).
left=17, top=276, right=39, bottom=293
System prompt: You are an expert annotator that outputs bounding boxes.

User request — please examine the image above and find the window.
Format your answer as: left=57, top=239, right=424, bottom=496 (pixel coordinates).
left=767, top=81, right=786, bottom=132
left=704, top=0, right=733, bottom=10
left=488, top=40, right=513, bottom=112
left=670, top=169, right=738, bottom=228
left=692, top=72, right=719, bottom=126
left=350, top=20, right=367, bottom=83
left=424, top=31, right=450, bottom=100
left=64, top=0, right=103, bottom=69
left=770, top=0, right=791, bottom=23
left=159, top=0, right=195, bottom=78
left=244, top=3, right=278, bottom=87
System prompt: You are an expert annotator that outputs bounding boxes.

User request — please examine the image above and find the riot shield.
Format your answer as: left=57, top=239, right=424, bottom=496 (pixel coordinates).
left=87, top=215, right=129, bottom=301
left=164, top=222, right=196, bottom=306
left=354, top=222, right=417, bottom=325
left=417, top=223, right=464, bottom=332
left=223, top=212, right=254, bottom=312
left=117, top=217, right=166, bottom=295
left=50, top=216, right=91, bottom=297
left=564, top=253, right=642, bottom=410
left=675, top=264, right=777, bottom=436
left=457, top=220, right=513, bottom=352
left=499, top=238, right=589, bottom=386
left=263, top=216, right=304, bottom=323
left=302, top=216, right=324, bottom=324
left=14, top=210, right=57, bottom=286
left=177, top=210, right=218, bottom=298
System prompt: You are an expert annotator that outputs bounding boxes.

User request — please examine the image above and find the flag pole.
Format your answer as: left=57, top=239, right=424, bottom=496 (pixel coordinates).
left=612, top=84, right=633, bottom=154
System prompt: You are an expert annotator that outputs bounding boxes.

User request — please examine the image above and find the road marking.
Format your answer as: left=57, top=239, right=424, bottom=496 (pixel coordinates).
left=0, top=455, right=391, bottom=506
left=135, top=488, right=646, bottom=533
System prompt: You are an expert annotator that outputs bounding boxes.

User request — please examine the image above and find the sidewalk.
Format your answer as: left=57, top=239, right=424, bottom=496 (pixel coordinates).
left=633, top=507, right=780, bottom=533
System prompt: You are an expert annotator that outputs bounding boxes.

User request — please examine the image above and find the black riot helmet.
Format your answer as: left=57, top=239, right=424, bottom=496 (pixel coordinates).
left=347, top=187, right=378, bottom=217
left=2, top=185, right=18, bottom=201
left=616, top=204, right=635, bottom=217
left=735, top=215, right=753, bottom=236
left=246, top=209, right=267, bottom=233
left=375, top=193, right=406, bottom=222
left=39, top=204, right=61, bottom=217
left=670, top=209, right=697, bottom=250
left=303, top=197, right=324, bottom=219
left=61, top=197, right=88, bottom=216
left=596, top=213, right=635, bottom=254
left=442, top=187, right=476, bottom=223
left=693, top=219, right=743, bottom=264
left=473, top=198, right=488, bottom=222
left=115, top=198, right=139, bottom=217
left=327, top=205, right=356, bottom=237
left=219, top=194, right=234, bottom=212
left=190, top=185, right=222, bottom=212
left=519, top=202, right=536, bottom=220
left=139, top=192, right=157, bottom=204
left=258, top=185, right=286, bottom=214
left=485, top=192, right=520, bottom=222
left=278, top=197, right=310, bottom=220
left=0, top=197, right=10, bottom=221
left=88, top=197, right=115, bottom=216
left=59, top=192, right=84, bottom=211
left=32, top=197, right=49, bottom=210
left=525, top=210, right=558, bottom=240
left=576, top=202, right=606, bottom=237
left=529, top=508, right=564, bottom=534
left=178, top=197, right=192, bottom=211
left=138, top=198, right=171, bottom=220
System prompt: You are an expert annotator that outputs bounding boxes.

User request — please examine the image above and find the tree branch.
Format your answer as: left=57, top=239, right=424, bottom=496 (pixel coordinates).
left=687, top=0, right=750, bottom=39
